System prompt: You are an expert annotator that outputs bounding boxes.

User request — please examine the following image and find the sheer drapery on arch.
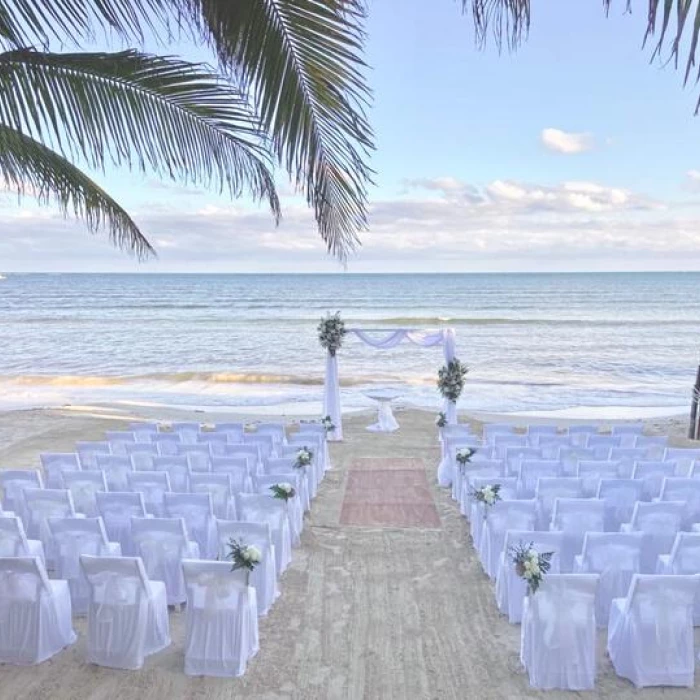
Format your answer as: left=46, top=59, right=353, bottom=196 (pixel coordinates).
left=322, top=328, right=457, bottom=442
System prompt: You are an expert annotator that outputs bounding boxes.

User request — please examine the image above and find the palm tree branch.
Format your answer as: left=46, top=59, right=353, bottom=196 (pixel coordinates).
left=0, top=48, right=280, bottom=216
left=0, top=124, right=154, bottom=257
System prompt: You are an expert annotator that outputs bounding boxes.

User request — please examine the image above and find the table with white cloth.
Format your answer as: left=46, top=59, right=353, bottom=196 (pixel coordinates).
left=364, top=388, right=400, bottom=432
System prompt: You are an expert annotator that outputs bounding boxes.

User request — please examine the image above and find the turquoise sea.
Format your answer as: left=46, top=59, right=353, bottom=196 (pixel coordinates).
left=0, top=272, right=696, bottom=417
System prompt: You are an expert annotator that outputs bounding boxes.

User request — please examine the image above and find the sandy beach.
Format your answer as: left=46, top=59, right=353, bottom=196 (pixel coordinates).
left=0, top=405, right=697, bottom=699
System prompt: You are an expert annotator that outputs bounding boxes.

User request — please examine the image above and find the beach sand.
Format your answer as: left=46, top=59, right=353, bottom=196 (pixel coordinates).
left=0, top=405, right=697, bottom=699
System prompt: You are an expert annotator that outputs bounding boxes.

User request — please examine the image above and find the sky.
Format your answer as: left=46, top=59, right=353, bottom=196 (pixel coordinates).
left=4, top=1, right=700, bottom=273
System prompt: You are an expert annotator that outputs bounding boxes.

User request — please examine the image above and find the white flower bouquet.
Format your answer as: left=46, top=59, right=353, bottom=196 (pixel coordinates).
left=455, top=447, right=477, bottom=468
left=270, top=482, right=296, bottom=501
left=509, top=542, right=553, bottom=595
left=470, top=483, right=501, bottom=512
left=435, top=412, right=447, bottom=428
left=321, top=415, right=335, bottom=433
left=318, top=312, right=347, bottom=356
left=437, top=358, right=469, bottom=402
left=227, top=539, right=262, bottom=573
left=294, top=447, right=313, bottom=469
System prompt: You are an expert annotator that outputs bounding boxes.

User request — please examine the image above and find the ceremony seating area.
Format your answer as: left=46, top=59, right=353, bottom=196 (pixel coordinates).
left=0, top=420, right=328, bottom=676
left=444, top=421, right=700, bottom=690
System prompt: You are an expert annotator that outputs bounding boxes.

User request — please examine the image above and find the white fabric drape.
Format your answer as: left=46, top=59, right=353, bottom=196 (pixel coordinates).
left=322, top=327, right=457, bottom=442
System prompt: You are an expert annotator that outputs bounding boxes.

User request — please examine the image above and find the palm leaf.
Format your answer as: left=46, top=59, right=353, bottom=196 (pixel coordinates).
left=463, top=0, right=531, bottom=50
left=0, top=48, right=280, bottom=215
left=0, top=124, right=154, bottom=257
left=182, top=0, right=374, bottom=258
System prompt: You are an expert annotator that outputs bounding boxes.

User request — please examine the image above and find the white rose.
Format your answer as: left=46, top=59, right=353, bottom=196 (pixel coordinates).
left=523, top=560, right=533, bottom=571
left=528, top=550, right=539, bottom=563
left=278, top=482, right=293, bottom=493
left=246, top=545, right=262, bottom=563
left=241, top=549, right=252, bottom=562
left=524, top=570, right=533, bottom=579
left=484, top=492, right=495, bottom=505
left=531, top=562, right=540, bottom=575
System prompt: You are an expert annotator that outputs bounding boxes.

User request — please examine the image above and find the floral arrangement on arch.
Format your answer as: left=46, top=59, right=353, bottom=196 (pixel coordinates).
left=318, top=312, right=347, bottom=356
left=437, top=358, right=469, bottom=402
left=509, top=542, right=553, bottom=595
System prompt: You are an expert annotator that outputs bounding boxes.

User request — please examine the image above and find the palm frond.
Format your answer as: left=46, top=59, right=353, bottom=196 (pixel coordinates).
left=462, top=0, right=531, bottom=50
left=0, top=124, right=154, bottom=257
left=181, top=0, right=374, bottom=258
left=0, top=48, right=280, bottom=216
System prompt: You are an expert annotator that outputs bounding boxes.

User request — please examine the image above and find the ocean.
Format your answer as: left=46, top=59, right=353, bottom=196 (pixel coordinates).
left=0, top=272, right=696, bottom=418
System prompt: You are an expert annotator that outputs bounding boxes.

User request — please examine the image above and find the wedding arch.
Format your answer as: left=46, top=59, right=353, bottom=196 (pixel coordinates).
left=322, top=326, right=457, bottom=441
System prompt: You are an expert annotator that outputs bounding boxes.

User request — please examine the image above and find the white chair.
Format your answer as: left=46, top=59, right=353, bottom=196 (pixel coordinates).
left=535, top=436, right=573, bottom=459
left=164, top=492, right=216, bottom=560
left=215, top=519, right=279, bottom=616
left=621, top=501, right=684, bottom=573
left=634, top=435, right=668, bottom=460
left=244, top=435, right=275, bottom=459
left=573, top=532, right=643, bottom=626
left=80, top=554, right=170, bottom=670
left=128, top=422, right=159, bottom=442
left=483, top=423, right=516, bottom=444
left=265, top=456, right=310, bottom=512
left=521, top=574, right=599, bottom=690
left=220, top=444, right=259, bottom=475
left=105, top=430, right=136, bottom=444
left=95, top=491, right=148, bottom=555
left=534, top=477, right=583, bottom=531
left=197, top=432, right=230, bottom=456
left=212, top=422, right=245, bottom=442
left=658, top=532, right=700, bottom=623
left=495, top=530, right=564, bottom=624
left=558, top=447, right=597, bottom=477
left=493, top=434, right=528, bottom=459
left=526, top=425, right=559, bottom=446
left=664, top=447, right=700, bottom=476
left=124, top=442, right=159, bottom=471
left=189, top=473, right=234, bottom=519
left=150, top=433, right=181, bottom=456
left=0, top=469, right=44, bottom=516
left=236, top=493, right=292, bottom=576
left=550, top=498, right=605, bottom=572
left=254, top=422, right=287, bottom=445
left=40, top=453, right=80, bottom=489
left=611, top=423, right=644, bottom=447
left=567, top=425, right=599, bottom=447
left=597, top=478, right=645, bottom=532
left=467, top=476, right=516, bottom=547
left=23, top=488, right=77, bottom=564
left=172, top=422, right=201, bottom=444
left=609, top=447, right=648, bottom=478
left=212, top=457, right=253, bottom=494
left=76, top=441, right=111, bottom=470
left=286, top=434, right=323, bottom=494
left=181, top=560, right=259, bottom=677
left=152, top=455, right=189, bottom=492
left=95, top=454, right=134, bottom=491
left=127, top=471, right=171, bottom=516
left=0, top=556, right=76, bottom=665
left=657, top=477, right=700, bottom=530
left=178, top=444, right=212, bottom=473
left=504, top=447, right=543, bottom=478
left=255, top=474, right=303, bottom=547
left=0, top=515, right=45, bottom=562
left=131, top=517, right=199, bottom=606
left=631, top=460, right=677, bottom=500
left=576, top=460, right=620, bottom=497
left=61, top=470, right=107, bottom=516
left=48, top=517, right=121, bottom=614
left=586, top=434, right=621, bottom=457
left=517, top=460, right=560, bottom=499
left=608, top=574, right=699, bottom=687
left=460, top=460, right=506, bottom=517
left=479, top=500, right=537, bottom=579
left=296, top=424, right=330, bottom=472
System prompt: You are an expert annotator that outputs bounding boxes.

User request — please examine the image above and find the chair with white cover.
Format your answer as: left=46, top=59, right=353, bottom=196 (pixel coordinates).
left=550, top=498, right=605, bottom=572
left=190, top=473, right=234, bottom=519
left=181, top=560, right=259, bottom=677
left=479, top=500, right=537, bottom=579
left=597, top=478, right=645, bottom=532
left=296, top=424, right=330, bottom=471
left=612, top=423, right=644, bottom=447
left=213, top=422, right=245, bottom=443
left=535, top=477, right=584, bottom=531
left=105, top=430, right=136, bottom=444
left=127, top=471, right=171, bottom=517
left=0, top=469, right=44, bottom=518
left=152, top=455, right=189, bottom=492
left=254, top=422, right=286, bottom=444
left=493, top=434, right=528, bottom=460
left=149, top=433, right=181, bottom=457
left=236, top=493, right=292, bottom=576
left=520, top=574, right=599, bottom=690
left=40, top=453, right=80, bottom=489
left=536, top=436, right=574, bottom=460
left=124, top=442, right=159, bottom=471
left=609, top=448, right=648, bottom=478
left=495, top=530, right=565, bottom=624
left=172, top=422, right=201, bottom=444
left=0, top=556, right=76, bottom=665
left=48, top=517, right=121, bottom=614
left=664, top=447, right=700, bottom=475
left=286, top=434, right=324, bottom=493
left=61, top=470, right=107, bottom=516
left=634, top=435, right=668, bottom=460
left=279, top=443, right=320, bottom=498
left=657, top=477, right=700, bottom=530
left=558, top=447, right=597, bottom=477
left=265, top=456, right=310, bottom=511
left=80, top=554, right=170, bottom=669
left=197, top=432, right=230, bottom=456
left=76, top=441, right=111, bottom=470
left=658, top=532, right=700, bottom=623
left=255, top=474, right=303, bottom=546
left=502, top=446, right=542, bottom=478
left=567, top=425, right=599, bottom=446
left=131, top=517, right=199, bottom=606
left=517, top=460, right=561, bottom=499
left=483, top=423, right=516, bottom=444
left=621, top=501, right=684, bottom=573
left=467, top=476, right=516, bottom=547
left=212, top=457, right=254, bottom=494
left=164, top=492, right=216, bottom=560
left=96, top=454, right=134, bottom=491
left=576, top=460, right=620, bottom=497
left=95, top=491, right=148, bottom=555
left=632, top=461, right=677, bottom=500
left=0, top=514, right=45, bottom=562
left=573, top=532, right=643, bottom=626
left=587, top=434, right=621, bottom=459
left=526, top=425, right=559, bottom=446
left=178, top=444, right=212, bottom=473
left=23, top=488, right=77, bottom=564
left=128, top=422, right=160, bottom=440
left=220, top=444, right=259, bottom=475
left=460, top=460, right=506, bottom=517
left=215, top=519, right=278, bottom=616
left=608, top=574, right=699, bottom=687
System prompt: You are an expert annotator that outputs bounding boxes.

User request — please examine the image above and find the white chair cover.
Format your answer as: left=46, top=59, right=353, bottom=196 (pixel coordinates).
left=172, top=422, right=201, bottom=444
left=95, top=492, right=148, bottom=555
left=608, top=574, right=699, bottom=687
left=211, top=457, right=253, bottom=493
left=663, top=448, right=700, bottom=476
left=287, top=434, right=324, bottom=496
left=520, top=574, right=599, bottom=690
left=612, top=423, right=644, bottom=446
left=536, top=436, right=574, bottom=459
left=495, top=530, right=564, bottom=624
left=0, top=515, right=45, bottom=562
left=0, top=469, right=44, bottom=518
left=596, top=478, right=645, bottom=532
left=504, top=447, right=543, bottom=478
left=658, top=532, right=700, bottom=623
left=212, top=422, right=245, bottom=442
left=95, top=454, right=134, bottom=491
left=657, top=477, right=700, bottom=529
left=40, top=453, right=80, bottom=489
left=128, top=422, right=159, bottom=441
left=296, top=424, right=331, bottom=472
left=587, top=435, right=622, bottom=457
left=22, top=488, right=77, bottom=564
left=127, top=471, right=171, bottom=516
left=534, top=477, right=583, bottom=530
left=164, top=492, right=217, bottom=560
left=573, top=532, right=643, bottom=626
left=61, top=470, right=107, bottom=516
left=149, top=433, right=181, bottom=456
left=549, top=498, right=605, bottom=572
left=558, top=447, right=596, bottom=477
left=80, top=554, right=170, bottom=670
left=567, top=425, right=599, bottom=447
left=153, top=456, right=189, bottom=492
left=466, top=476, right=516, bottom=547
left=0, top=556, right=76, bottom=665
left=517, top=460, right=561, bottom=499
left=634, top=435, right=668, bottom=460
left=631, top=461, right=677, bottom=500
left=179, top=445, right=212, bottom=473
left=526, top=425, right=559, bottom=445
left=198, top=433, right=230, bottom=456
left=131, top=517, right=199, bottom=605
left=182, top=560, right=259, bottom=677
left=124, top=443, right=159, bottom=471
left=482, top=423, right=516, bottom=444
left=255, top=474, right=303, bottom=547
left=575, top=460, right=620, bottom=497
left=215, top=520, right=279, bottom=617
left=76, top=441, right=111, bottom=470
left=189, top=473, right=234, bottom=519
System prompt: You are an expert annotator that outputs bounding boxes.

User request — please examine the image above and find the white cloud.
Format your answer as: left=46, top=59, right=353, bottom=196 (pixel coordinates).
left=541, top=128, right=595, bottom=154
